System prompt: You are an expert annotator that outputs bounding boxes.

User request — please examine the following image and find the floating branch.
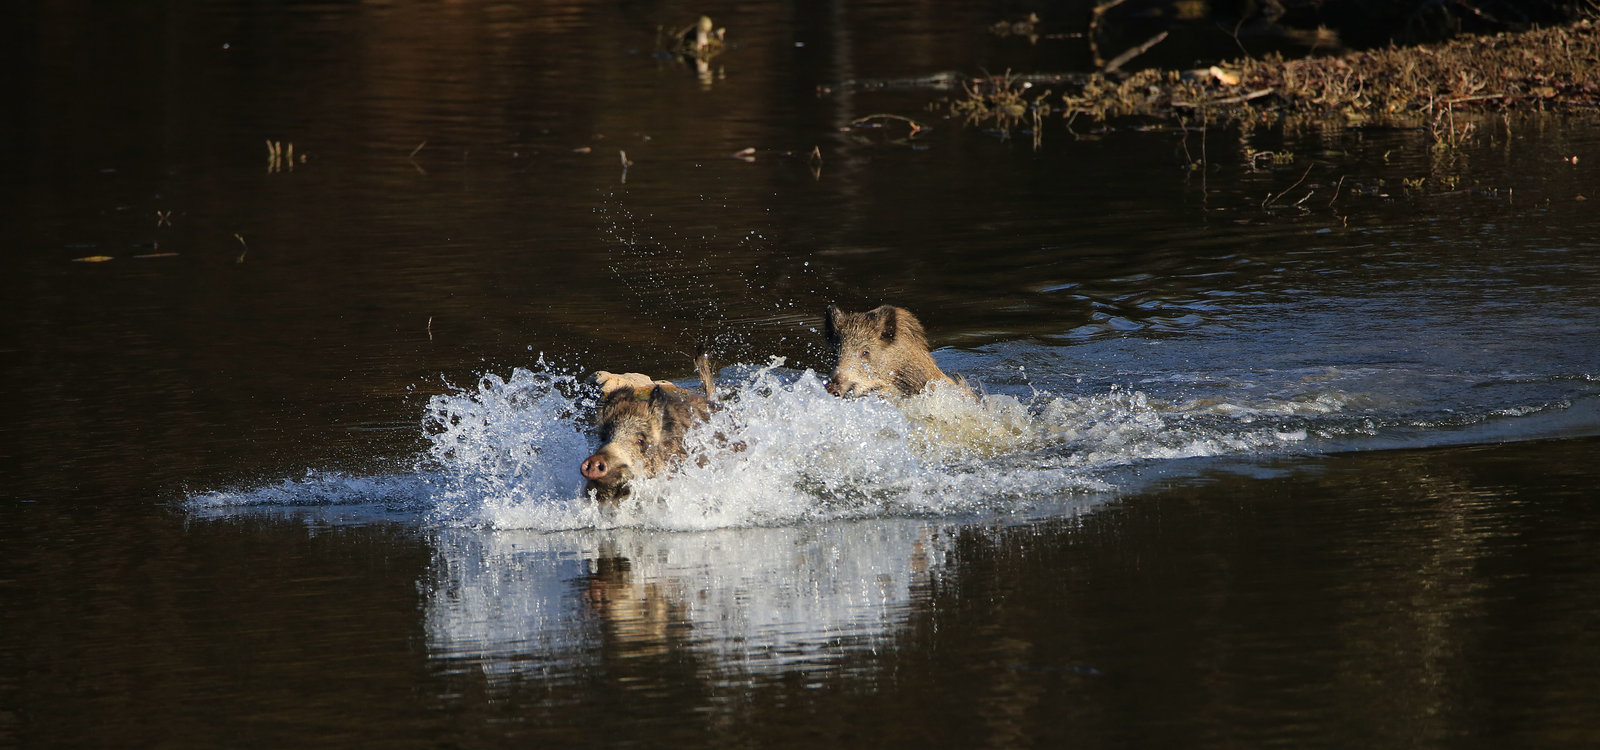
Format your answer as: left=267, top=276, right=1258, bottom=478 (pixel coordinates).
left=1173, top=88, right=1276, bottom=108
left=851, top=114, right=929, bottom=135
left=1103, top=31, right=1168, bottom=74
left=1263, top=164, right=1315, bottom=209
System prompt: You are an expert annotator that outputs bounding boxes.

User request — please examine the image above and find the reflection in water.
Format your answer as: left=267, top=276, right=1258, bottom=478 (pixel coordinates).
left=9, top=0, right=1600, bottom=746
left=423, top=521, right=954, bottom=684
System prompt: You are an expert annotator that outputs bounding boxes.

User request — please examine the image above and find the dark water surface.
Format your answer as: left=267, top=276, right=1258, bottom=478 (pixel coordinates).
left=5, top=2, right=1600, bottom=748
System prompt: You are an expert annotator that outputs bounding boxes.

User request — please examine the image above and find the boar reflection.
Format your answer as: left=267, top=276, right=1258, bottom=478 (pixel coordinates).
left=581, top=547, right=692, bottom=658
left=423, top=521, right=953, bottom=683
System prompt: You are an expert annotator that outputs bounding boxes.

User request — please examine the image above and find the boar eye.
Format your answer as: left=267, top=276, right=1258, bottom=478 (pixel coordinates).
left=859, top=349, right=871, bottom=360
left=636, top=434, right=648, bottom=449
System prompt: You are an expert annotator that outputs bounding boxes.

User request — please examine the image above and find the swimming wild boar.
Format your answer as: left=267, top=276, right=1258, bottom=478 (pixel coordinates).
left=580, top=356, right=715, bottom=503
left=823, top=305, right=964, bottom=398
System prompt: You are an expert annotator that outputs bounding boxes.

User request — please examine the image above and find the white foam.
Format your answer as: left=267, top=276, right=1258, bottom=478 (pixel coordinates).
left=419, top=368, right=604, bottom=530
left=406, top=359, right=1315, bottom=531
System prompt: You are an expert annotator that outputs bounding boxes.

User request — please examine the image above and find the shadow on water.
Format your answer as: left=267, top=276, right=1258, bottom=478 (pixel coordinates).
left=4, top=1, right=1600, bottom=748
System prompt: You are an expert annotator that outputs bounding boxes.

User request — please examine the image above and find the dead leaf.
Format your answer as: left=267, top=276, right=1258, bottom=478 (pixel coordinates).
left=1210, top=66, right=1241, bottom=86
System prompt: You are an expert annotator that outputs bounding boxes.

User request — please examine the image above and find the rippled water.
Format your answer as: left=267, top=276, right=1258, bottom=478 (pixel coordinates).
left=5, top=1, right=1600, bottom=747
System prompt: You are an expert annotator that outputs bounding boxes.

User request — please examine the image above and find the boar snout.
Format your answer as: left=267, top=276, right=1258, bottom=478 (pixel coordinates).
left=581, top=447, right=632, bottom=484
left=825, top=369, right=877, bottom=398
left=825, top=376, right=844, bottom=397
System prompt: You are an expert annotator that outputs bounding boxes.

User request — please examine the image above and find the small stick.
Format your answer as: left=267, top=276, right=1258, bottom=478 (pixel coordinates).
left=1103, top=31, right=1168, bottom=74
left=1173, top=88, right=1274, bottom=108
left=851, top=113, right=927, bottom=134
left=1088, top=0, right=1129, bottom=67
left=409, top=140, right=427, bottom=159
left=1263, top=164, right=1314, bottom=209
left=1440, top=93, right=1510, bottom=105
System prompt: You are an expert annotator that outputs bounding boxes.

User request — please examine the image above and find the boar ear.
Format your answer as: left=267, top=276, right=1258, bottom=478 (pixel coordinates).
left=824, top=305, right=842, bottom=345
left=594, top=371, right=656, bottom=397
left=648, top=384, right=685, bottom=407
left=877, top=306, right=899, bottom=343
left=593, top=371, right=625, bottom=397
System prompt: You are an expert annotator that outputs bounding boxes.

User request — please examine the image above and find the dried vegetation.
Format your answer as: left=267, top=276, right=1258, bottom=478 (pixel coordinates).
left=955, top=18, right=1600, bottom=144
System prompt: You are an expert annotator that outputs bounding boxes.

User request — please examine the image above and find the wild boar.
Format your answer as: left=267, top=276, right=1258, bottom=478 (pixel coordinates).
left=823, top=304, right=965, bottom=398
left=581, top=356, right=716, bottom=504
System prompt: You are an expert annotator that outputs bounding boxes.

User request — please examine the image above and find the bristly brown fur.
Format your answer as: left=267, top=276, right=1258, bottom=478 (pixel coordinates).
left=829, top=304, right=931, bottom=349
left=583, top=357, right=718, bottom=504
left=823, top=304, right=962, bottom=398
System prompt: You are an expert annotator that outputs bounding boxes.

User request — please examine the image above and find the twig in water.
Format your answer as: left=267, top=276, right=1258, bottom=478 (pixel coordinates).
left=233, top=233, right=248, bottom=264
left=266, top=140, right=286, bottom=173
left=851, top=113, right=927, bottom=135
left=1173, top=88, right=1275, bottom=108
left=409, top=141, right=428, bottom=175
left=1088, top=0, right=1129, bottom=67
left=1228, top=18, right=1249, bottom=59
left=1263, top=164, right=1314, bottom=209
left=1103, top=31, right=1168, bottom=74
left=1328, top=175, right=1346, bottom=207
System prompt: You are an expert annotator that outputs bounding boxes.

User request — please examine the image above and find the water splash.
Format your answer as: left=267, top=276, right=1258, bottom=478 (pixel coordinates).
left=419, top=367, right=602, bottom=530
left=393, top=357, right=1325, bottom=530
left=189, top=353, right=1599, bottom=532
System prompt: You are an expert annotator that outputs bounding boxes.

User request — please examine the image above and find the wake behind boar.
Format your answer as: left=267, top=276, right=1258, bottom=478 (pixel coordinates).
left=823, top=305, right=964, bottom=398
left=581, top=356, right=716, bottom=504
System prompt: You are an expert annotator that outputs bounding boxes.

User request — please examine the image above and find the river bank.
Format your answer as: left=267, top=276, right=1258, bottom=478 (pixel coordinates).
left=954, top=17, right=1600, bottom=142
